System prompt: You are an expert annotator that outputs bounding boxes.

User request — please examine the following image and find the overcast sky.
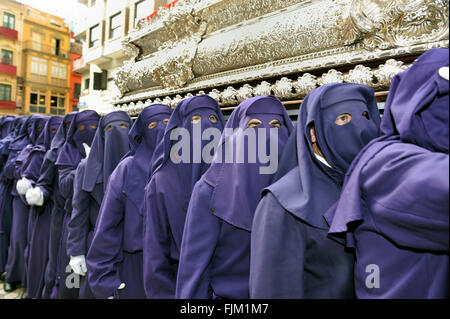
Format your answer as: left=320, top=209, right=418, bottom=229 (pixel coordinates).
left=17, top=0, right=85, bottom=27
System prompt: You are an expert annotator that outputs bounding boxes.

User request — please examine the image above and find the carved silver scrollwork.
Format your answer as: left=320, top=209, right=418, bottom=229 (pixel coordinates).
left=341, top=0, right=449, bottom=50
left=115, top=0, right=448, bottom=99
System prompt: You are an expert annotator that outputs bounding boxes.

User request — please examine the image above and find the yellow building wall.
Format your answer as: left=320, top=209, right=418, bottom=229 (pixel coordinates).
left=0, top=0, right=23, bottom=116
left=21, top=5, right=71, bottom=115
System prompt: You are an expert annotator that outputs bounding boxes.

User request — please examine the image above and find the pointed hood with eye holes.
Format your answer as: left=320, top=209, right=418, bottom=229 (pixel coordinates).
left=34, top=116, right=64, bottom=152
left=202, top=95, right=294, bottom=231
left=27, top=115, right=50, bottom=146
left=325, top=48, right=449, bottom=236
left=10, top=115, right=49, bottom=152
left=55, top=110, right=100, bottom=167
left=122, top=104, right=172, bottom=212
left=150, top=95, right=226, bottom=175
left=51, top=112, right=77, bottom=152
left=266, top=83, right=380, bottom=229
left=0, top=116, right=14, bottom=139
left=148, top=95, right=226, bottom=208
left=0, top=117, right=26, bottom=155
left=14, top=115, right=50, bottom=173
left=82, top=110, right=132, bottom=193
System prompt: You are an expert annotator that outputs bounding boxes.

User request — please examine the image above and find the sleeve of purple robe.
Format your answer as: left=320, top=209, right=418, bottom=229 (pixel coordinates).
left=361, top=142, right=449, bottom=252
left=67, top=161, right=90, bottom=257
left=58, top=165, right=76, bottom=200
left=249, top=192, right=306, bottom=298
left=22, top=152, right=45, bottom=183
left=2, top=150, right=20, bottom=180
left=87, top=160, right=127, bottom=299
left=143, top=174, right=177, bottom=298
left=175, top=181, right=221, bottom=299
left=35, top=151, right=57, bottom=201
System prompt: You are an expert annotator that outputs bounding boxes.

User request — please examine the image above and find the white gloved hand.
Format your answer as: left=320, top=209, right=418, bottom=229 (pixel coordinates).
left=17, top=177, right=33, bottom=195
left=107, top=283, right=126, bottom=299
left=82, top=142, right=91, bottom=158
left=26, top=187, right=44, bottom=206
left=69, top=255, right=87, bottom=276
left=439, top=66, right=449, bottom=81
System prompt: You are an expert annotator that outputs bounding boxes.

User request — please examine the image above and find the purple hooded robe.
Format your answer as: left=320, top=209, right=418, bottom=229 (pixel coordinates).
left=176, top=95, right=293, bottom=299
left=87, top=104, right=172, bottom=299
left=38, top=112, right=77, bottom=298
left=0, top=117, right=26, bottom=274
left=249, top=84, right=381, bottom=299
left=68, top=110, right=132, bottom=299
left=143, top=95, right=225, bottom=298
left=4, top=115, right=49, bottom=286
left=324, top=48, right=449, bottom=299
left=23, top=116, right=63, bottom=298
left=53, top=110, right=100, bottom=298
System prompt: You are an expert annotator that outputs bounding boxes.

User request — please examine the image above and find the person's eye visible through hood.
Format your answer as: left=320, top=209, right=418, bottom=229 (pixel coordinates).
left=246, top=118, right=262, bottom=128
left=269, top=119, right=282, bottom=128
left=191, top=115, right=202, bottom=124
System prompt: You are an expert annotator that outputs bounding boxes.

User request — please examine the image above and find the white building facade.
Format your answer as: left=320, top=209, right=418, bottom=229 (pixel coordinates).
left=73, top=0, right=168, bottom=114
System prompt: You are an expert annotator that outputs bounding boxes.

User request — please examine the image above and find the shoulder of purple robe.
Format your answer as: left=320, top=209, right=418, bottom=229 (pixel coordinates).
left=249, top=191, right=307, bottom=298
left=175, top=179, right=221, bottom=299
left=86, top=159, right=128, bottom=299
left=67, top=159, right=90, bottom=256
left=360, top=141, right=449, bottom=252
left=142, top=171, right=178, bottom=298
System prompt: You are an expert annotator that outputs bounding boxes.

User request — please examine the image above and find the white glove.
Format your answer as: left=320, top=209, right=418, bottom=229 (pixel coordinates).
left=17, top=177, right=33, bottom=195
left=107, top=283, right=126, bottom=299
left=439, top=66, right=449, bottom=81
left=82, top=142, right=91, bottom=158
left=69, top=255, right=87, bottom=276
left=26, top=187, right=44, bottom=206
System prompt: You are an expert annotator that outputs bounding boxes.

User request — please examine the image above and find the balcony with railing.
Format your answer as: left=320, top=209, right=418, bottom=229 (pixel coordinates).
left=23, top=41, right=70, bottom=59
left=27, top=73, right=69, bottom=88
left=0, top=57, right=16, bottom=75
left=0, top=100, right=15, bottom=110
left=0, top=26, right=18, bottom=40
left=50, top=77, right=68, bottom=87
left=28, top=74, right=48, bottom=84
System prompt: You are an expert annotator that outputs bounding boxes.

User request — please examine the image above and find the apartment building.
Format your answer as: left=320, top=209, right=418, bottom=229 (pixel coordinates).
left=21, top=5, right=72, bottom=115
left=0, top=0, right=22, bottom=116
left=74, top=0, right=168, bottom=114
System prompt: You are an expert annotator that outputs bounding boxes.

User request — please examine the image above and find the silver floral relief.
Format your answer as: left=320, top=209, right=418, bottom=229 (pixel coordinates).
left=374, top=59, right=408, bottom=88
left=344, top=65, right=375, bottom=86
left=293, top=74, right=318, bottom=98
left=272, top=78, right=295, bottom=100
left=253, top=81, right=273, bottom=97
left=318, top=70, right=345, bottom=86
left=236, top=84, right=254, bottom=103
